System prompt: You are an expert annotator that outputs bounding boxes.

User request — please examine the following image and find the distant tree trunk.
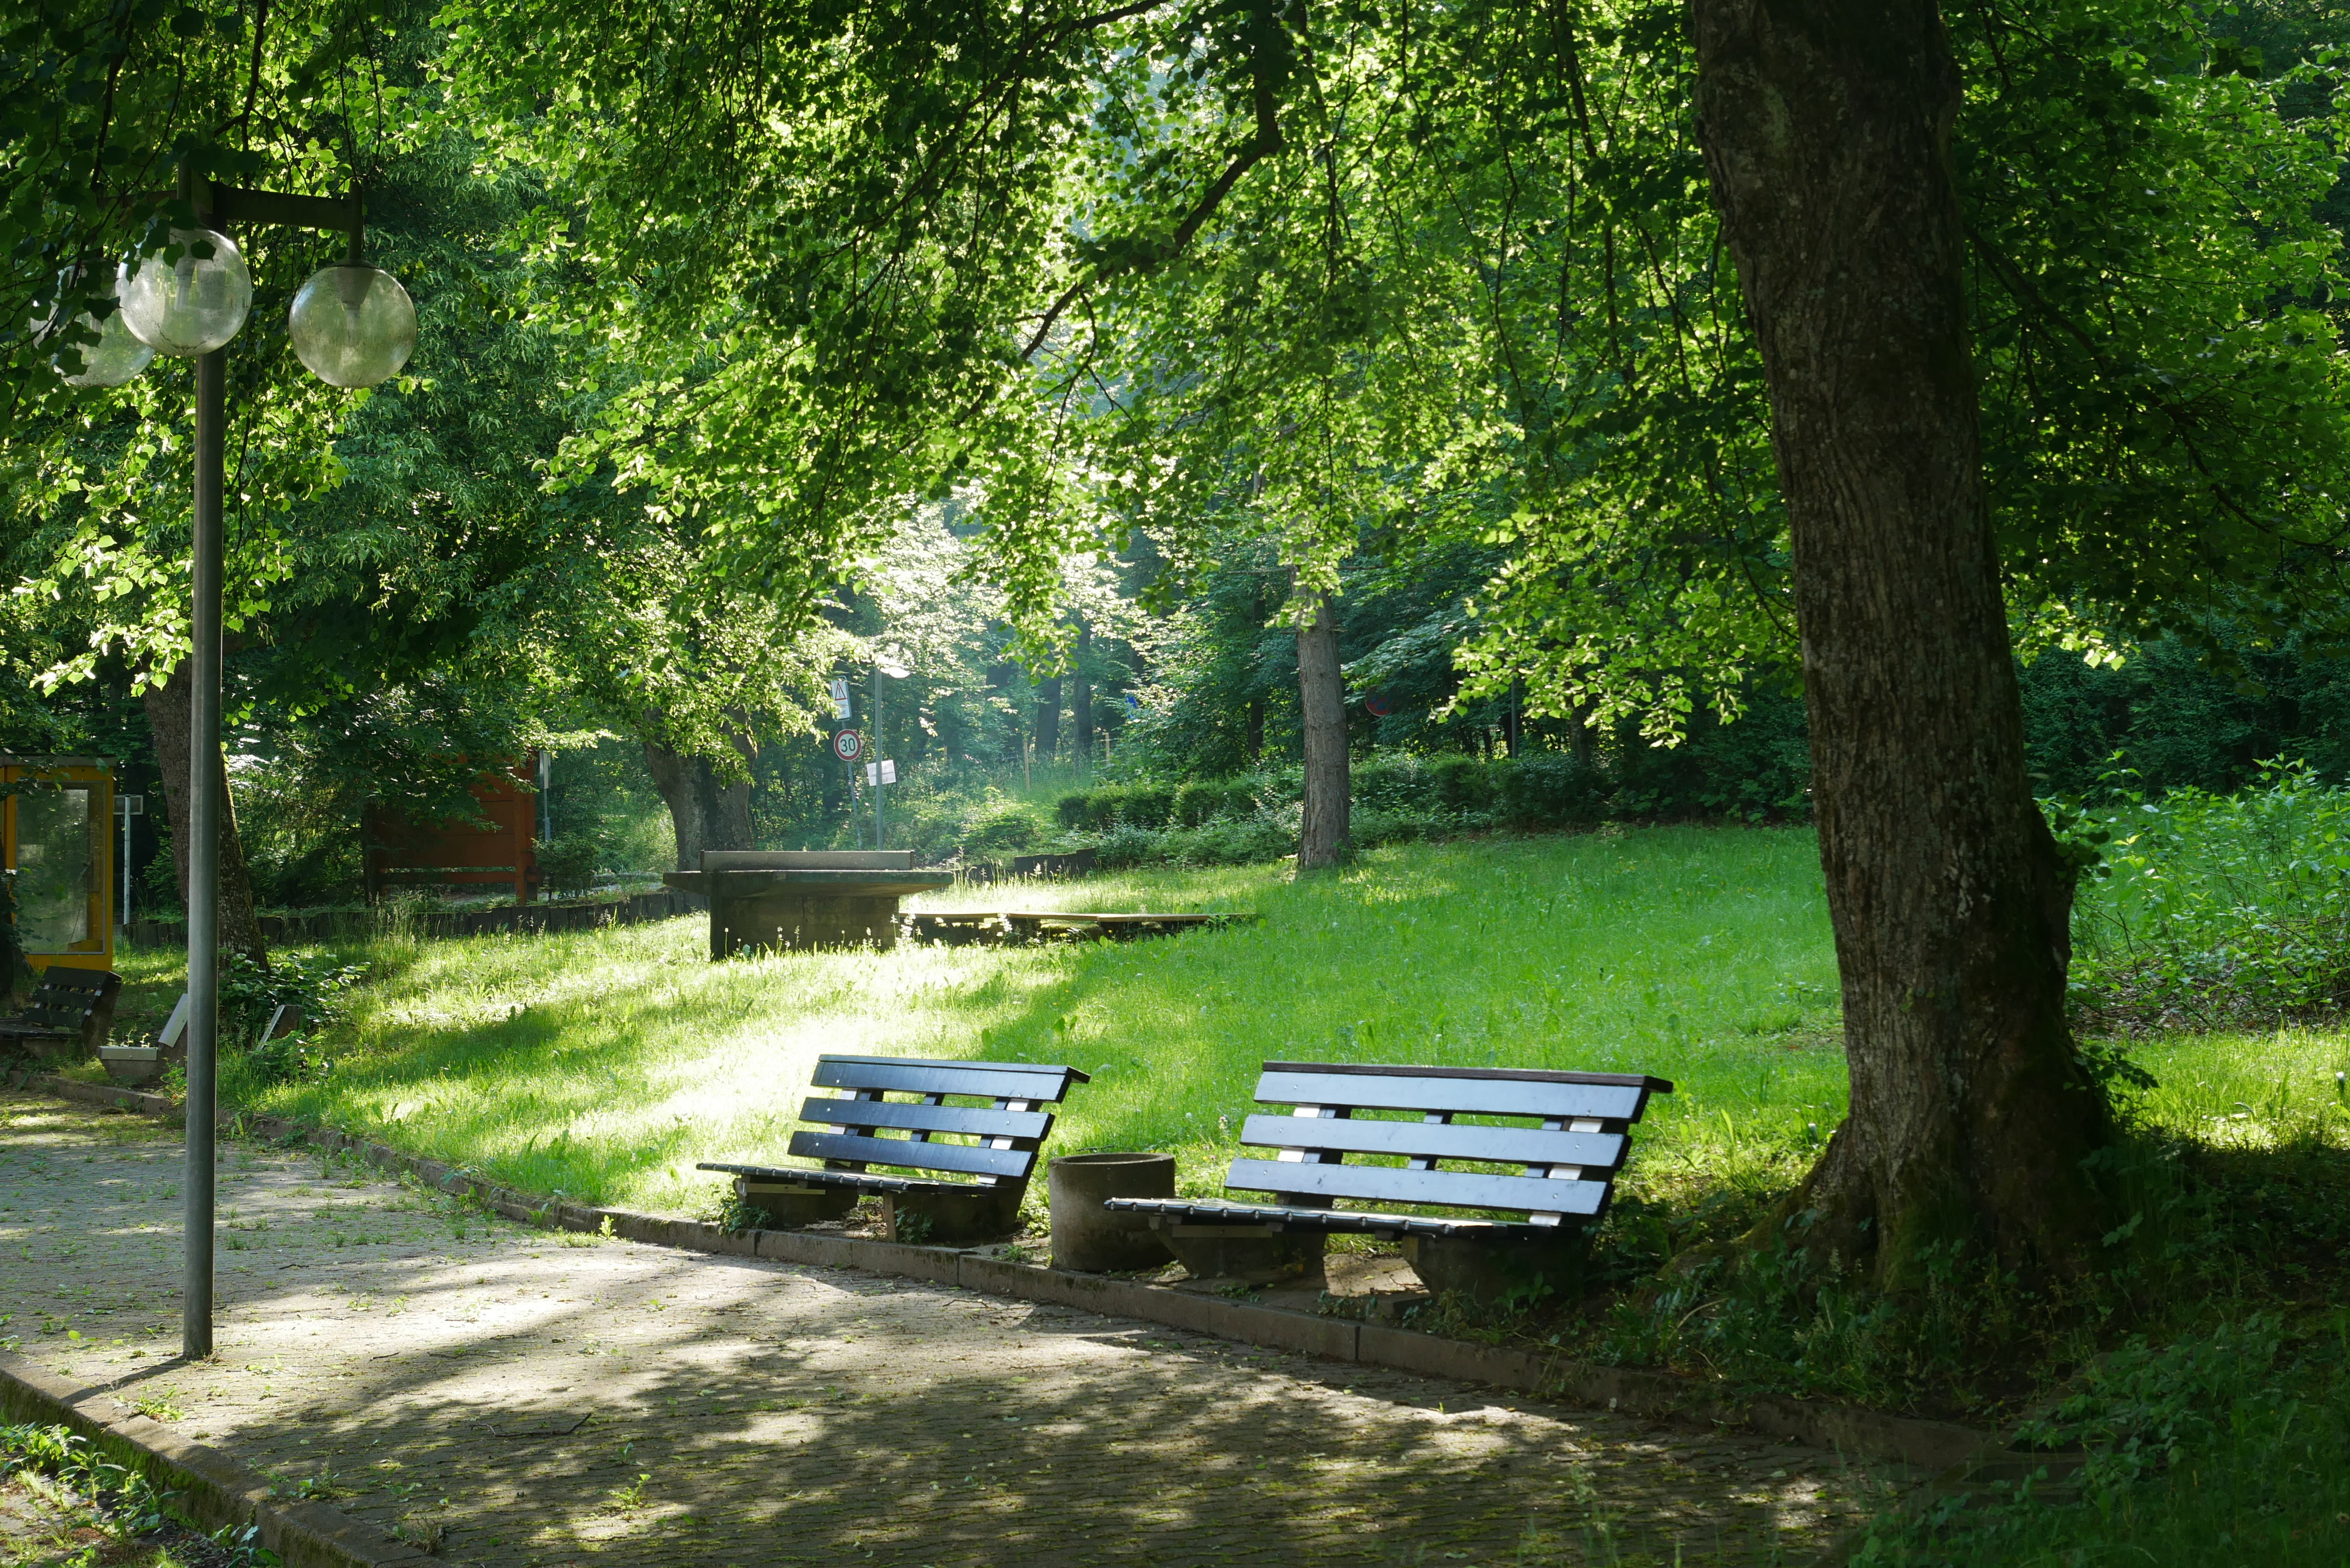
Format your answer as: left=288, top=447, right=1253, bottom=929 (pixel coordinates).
left=642, top=741, right=755, bottom=870
left=1032, top=676, right=1063, bottom=763
left=1691, top=0, right=2111, bottom=1281
left=1244, top=699, right=1266, bottom=765
left=142, top=660, right=267, bottom=965
left=1071, top=622, right=1095, bottom=768
left=1296, top=591, right=1350, bottom=871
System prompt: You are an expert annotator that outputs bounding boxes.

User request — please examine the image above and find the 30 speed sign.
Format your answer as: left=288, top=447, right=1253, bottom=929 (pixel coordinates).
left=832, top=729, right=863, bottom=763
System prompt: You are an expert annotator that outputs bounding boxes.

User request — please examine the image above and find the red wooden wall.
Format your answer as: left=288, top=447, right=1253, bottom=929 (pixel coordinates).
left=361, top=757, right=539, bottom=904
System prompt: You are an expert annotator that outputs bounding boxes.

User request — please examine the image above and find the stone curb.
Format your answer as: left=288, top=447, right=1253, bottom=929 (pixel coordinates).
left=3, top=1077, right=2023, bottom=1480
left=7, top=1069, right=178, bottom=1119
left=0, top=1351, right=434, bottom=1568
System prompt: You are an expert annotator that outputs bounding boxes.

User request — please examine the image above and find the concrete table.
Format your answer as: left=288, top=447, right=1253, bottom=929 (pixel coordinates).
left=662, top=851, right=952, bottom=958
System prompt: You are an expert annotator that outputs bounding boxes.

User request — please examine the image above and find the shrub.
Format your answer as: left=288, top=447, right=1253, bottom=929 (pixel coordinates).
left=1495, top=752, right=1607, bottom=827
left=2069, top=759, right=2350, bottom=1029
left=963, top=805, right=1046, bottom=853
left=535, top=836, right=601, bottom=897
left=1054, top=791, right=1093, bottom=829
left=1171, top=779, right=1232, bottom=825
left=1427, top=754, right=1497, bottom=812
left=1352, top=757, right=1438, bottom=812
left=1120, top=785, right=1177, bottom=828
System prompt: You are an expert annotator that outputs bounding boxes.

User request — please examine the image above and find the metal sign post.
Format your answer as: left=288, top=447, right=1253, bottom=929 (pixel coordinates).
left=115, top=793, right=142, bottom=932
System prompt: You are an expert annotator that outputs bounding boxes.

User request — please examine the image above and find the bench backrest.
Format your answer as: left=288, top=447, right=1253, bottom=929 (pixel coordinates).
left=1224, top=1061, right=1673, bottom=1227
left=789, top=1055, right=1091, bottom=1188
left=7, top=968, right=123, bottom=1051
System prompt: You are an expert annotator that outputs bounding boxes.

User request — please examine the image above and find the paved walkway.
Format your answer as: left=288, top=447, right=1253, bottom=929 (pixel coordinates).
left=1, top=1092, right=1891, bottom=1566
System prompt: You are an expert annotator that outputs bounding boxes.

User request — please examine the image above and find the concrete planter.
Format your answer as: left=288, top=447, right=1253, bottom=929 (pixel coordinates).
left=1049, top=1152, right=1178, bottom=1271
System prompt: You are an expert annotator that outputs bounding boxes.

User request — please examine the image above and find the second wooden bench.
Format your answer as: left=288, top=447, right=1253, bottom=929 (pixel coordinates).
left=1105, top=1060, right=1672, bottom=1301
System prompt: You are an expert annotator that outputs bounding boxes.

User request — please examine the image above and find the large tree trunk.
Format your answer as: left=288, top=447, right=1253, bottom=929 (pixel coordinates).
left=1071, top=621, right=1095, bottom=768
left=1296, top=591, right=1350, bottom=871
left=1032, top=676, right=1063, bottom=763
left=141, top=660, right=268, bottom=965
left=1690, top=0, right=2110, bottom=1281
left=642, top=741, right=754, bottom=870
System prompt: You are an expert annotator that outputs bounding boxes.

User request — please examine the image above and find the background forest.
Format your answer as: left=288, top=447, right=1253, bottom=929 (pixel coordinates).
left=12, top=0, right=2350, bottom=924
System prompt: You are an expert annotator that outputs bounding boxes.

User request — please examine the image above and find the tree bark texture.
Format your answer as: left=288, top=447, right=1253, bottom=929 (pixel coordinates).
left=1296, top=591, right=1351, bottom=872
left=1071, top=622, right=1095, bottom=766
left=141, top=661, right=268, bottom=964
left=1689, top=0, right=2109, bottom=1279
left=1032, top=676, right=1063, bottom=763
left=643, top=741, right=753, bottom=870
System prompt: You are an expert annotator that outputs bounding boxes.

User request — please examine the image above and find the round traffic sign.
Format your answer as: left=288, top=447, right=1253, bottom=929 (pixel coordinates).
left=1364, top=692, right=1395, bottom=718
left=832, top=729, right=863, bottom=762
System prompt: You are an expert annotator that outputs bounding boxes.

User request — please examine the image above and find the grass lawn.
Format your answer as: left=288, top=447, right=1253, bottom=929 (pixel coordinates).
left=116, top=825, right=1851, bottom=1214
left=103, top=823, right=2350, bottom=1223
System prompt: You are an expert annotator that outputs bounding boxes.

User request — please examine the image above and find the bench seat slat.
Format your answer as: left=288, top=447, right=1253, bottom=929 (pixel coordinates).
left=1225, top=1157, right=1610, bottom=1217
left=1254, top=1069, right=1650, bottom=1123
left=1235, top=1115, right=1624, bottom=1170
left=1102, top=1196, right=1538, bottom=1238
left=813, top=1057, right=1084, bottom=1103
left=789, top=1130, right=1034, bottom=1180
left=699, top=1162, right=965, bottom=1196
left=799, top=1097, right=1052, bottom=1142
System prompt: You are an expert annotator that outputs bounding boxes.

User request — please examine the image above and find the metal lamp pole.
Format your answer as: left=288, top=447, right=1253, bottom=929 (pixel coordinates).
left=176, top=168, right=363, bottom=1360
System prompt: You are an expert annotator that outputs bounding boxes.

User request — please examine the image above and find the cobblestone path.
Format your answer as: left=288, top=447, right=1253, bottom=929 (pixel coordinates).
left=1, top=1092, right=1897, bottom=1566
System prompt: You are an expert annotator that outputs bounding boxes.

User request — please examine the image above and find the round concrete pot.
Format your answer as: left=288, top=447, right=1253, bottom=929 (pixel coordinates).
left=1049, top=1152, right=1178, bottom=1271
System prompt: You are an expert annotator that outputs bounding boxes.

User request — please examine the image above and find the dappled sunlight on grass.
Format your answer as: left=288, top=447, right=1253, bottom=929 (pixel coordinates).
left=167, top=827, right=1855, bottom=1215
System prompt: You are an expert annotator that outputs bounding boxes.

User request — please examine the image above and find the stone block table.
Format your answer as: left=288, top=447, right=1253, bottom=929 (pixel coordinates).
left=662, top=851, right=952, bottom=958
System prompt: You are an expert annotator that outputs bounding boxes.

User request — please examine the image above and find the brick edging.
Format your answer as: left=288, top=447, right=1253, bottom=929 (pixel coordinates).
left=4, top=1074, right=2020, bottom=1476
left=0, top=1352, right=433, bottom=1568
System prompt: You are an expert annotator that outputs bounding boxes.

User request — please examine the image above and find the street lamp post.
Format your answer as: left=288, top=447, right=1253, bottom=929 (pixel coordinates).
left=70, top=162, right=416, bottom=1359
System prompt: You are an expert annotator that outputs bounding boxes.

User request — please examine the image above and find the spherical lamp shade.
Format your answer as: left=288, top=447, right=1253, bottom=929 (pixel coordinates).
left=288, top=262, right=416, bottom=387
left=117, top=229, right=252, bottom=357
left=59, top=307, right=158, bottom=387
left=32, top=280, right=156, bottom=387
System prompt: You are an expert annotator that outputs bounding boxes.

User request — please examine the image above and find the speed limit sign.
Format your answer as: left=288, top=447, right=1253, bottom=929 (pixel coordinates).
left=832, top=729, right=863, bottom=763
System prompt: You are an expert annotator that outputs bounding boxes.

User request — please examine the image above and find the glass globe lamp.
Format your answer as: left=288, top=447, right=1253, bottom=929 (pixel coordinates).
left=288, top=262, right=416, bottom=387
left=118, top=228, right=252, bottom=357
left=32, top=278, right=155, bottom=387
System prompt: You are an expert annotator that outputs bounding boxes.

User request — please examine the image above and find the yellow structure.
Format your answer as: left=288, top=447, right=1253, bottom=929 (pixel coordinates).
left=2, top=758, right=115, bottom=973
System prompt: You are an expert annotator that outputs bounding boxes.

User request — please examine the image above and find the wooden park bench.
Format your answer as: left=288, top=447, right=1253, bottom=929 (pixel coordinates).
left=699, top=1054, right=1091, bottom=1244
left=0, top=966, right=122, bottom=1060
left=1104, top=1061, right=1673, bottom=1300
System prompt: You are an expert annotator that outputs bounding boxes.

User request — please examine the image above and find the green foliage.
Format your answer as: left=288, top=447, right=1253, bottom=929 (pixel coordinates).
left=0, top=1420, right=285, bottom=1566
left=535, top=836, right=601, bottom=898
left=961, top=807, right=1046, bottom=855
left=1852, top=1314, right=2350, bottom=1567
left=2069, top=761, right=2350, bottom=1030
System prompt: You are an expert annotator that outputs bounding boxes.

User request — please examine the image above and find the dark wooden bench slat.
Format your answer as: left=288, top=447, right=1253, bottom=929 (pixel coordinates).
left=789, top=1130, right=1034, bottom=1180
left=699, top=1162, right=950, bottom=1195
left=1234, top=1114, right=1626, bottom=1171
left=1103, top=1196, right=1526, bottom=1237
left=812, top=1057, right=1084, bottom=1103
left=1225, top=1157, right=1611, bottom=1216
left=798, top=1097, right=1053, bottom=1142
left=1254, top=1069, right=1651, bottom=1124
